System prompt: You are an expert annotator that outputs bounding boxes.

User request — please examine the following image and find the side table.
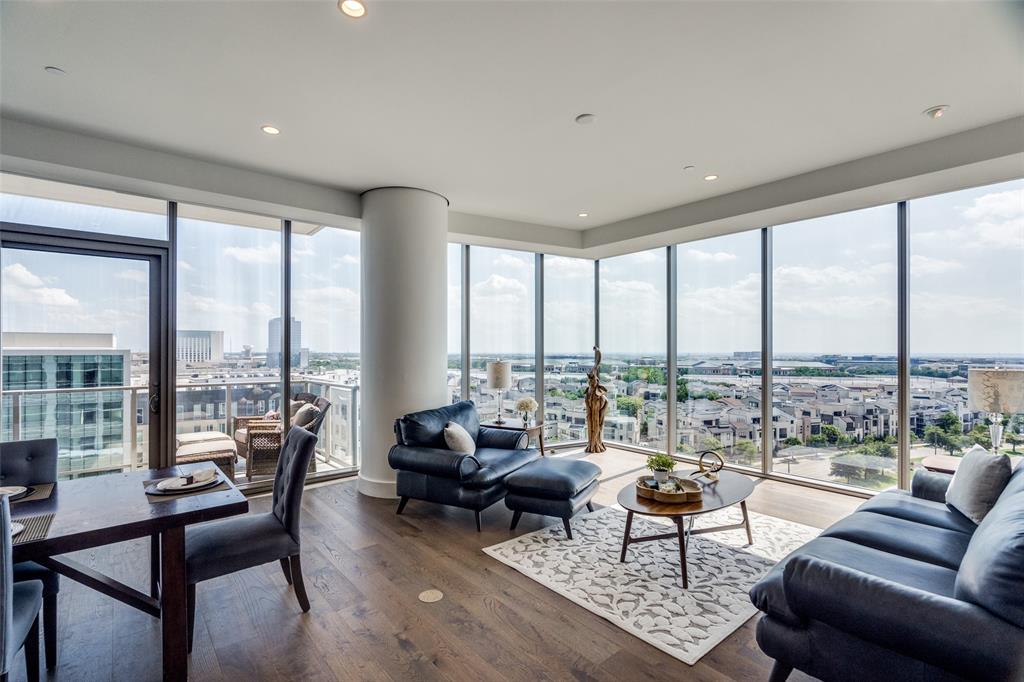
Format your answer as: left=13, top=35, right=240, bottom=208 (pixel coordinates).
left=481, top=421, right=546, bottom=456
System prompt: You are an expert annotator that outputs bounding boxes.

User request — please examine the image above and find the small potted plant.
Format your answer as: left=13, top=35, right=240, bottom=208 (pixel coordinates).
left=646, top=453, right=675, bottom=483
left=515, top=397, right=538, bottom=427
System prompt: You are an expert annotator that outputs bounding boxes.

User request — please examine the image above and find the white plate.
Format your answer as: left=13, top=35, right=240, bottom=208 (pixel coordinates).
left=0, top=486, right=27, bottom=498
left=10, top=521, right=25, bottom=537
left=156, top=474, right=218, bottom=492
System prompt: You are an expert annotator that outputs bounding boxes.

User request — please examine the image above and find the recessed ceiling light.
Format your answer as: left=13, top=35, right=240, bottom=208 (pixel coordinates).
left=923, top=105, right=949, bottom=119
left=704, top=174, right=719, bottom=181
left=577, top=212, right=589, bottom=218
left=43, top=66, right=66, bottom=76
left=261, top=125, right=281, bottom=135
left=574, top=113, right=596, bottom=125
left=338, top=0, right=366, bottom=18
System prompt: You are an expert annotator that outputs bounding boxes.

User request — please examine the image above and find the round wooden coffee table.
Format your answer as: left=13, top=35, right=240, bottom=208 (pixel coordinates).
left=616, top=469, right=755, bottom=588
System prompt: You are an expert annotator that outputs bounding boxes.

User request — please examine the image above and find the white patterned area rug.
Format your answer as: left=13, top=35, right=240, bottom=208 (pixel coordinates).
left=483, top=505, right=819, bottom=665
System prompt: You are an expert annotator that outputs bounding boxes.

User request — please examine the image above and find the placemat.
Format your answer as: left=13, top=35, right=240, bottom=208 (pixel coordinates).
left=13, top=483, right=55, bottom=504
left=12, top=513, right=55, bottom=545
left=143, top=476, right=229, bottom=504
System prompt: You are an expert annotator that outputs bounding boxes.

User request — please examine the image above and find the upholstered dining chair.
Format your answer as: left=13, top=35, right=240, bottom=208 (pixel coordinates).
left=1, top=496, right=43, bottom=682
left=183, top=426, right=317, bottom=652
left=0, top=439, right=59, bottom=671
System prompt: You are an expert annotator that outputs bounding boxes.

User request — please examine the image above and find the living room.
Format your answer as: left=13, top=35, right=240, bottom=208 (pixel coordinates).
left=0, top=1, right=1022, bottom=681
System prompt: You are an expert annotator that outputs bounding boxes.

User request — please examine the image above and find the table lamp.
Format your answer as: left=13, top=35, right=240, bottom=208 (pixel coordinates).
left=967, top=368, right=1024, bottom=453
left=486, top=360, right=512, bottom=424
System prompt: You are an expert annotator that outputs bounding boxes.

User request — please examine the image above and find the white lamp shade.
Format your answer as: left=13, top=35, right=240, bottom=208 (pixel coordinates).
left=967, top=368, right=1024, bottom=414
left=486, top=361, right=512, bottom=390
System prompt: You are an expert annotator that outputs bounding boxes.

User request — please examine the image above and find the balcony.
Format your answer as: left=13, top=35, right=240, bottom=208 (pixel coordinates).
left=1, top=377, right=359, bottom=482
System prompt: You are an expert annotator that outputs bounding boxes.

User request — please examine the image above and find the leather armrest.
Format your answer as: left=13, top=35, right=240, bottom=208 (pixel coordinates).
left=784, top=555, right=1024, bottom=681
left=911, top=469, right=953, bottom=503
left=477, top=426, right=528, bottom=450
left=388, top=445, right=480, bottom=480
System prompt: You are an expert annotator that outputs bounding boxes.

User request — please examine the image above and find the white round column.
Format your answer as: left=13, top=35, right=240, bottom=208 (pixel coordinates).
left=358, top=187, right=449, bottom=498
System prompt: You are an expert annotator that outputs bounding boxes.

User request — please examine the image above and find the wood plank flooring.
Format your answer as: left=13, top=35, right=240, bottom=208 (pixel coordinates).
left=12, top=448, right=862, bottom=681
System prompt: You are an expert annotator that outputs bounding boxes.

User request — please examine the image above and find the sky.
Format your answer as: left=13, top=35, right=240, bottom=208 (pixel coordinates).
left=2, top=179, right=1021, bottom=359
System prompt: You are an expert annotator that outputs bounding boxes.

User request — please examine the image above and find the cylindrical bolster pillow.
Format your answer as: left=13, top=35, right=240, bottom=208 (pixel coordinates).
left=387, top=445, right=480, bottom=480
left=476, top=426, right=529, bottom=450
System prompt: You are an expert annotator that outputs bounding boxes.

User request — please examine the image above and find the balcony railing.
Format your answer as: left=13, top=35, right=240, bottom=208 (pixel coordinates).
left=1, top=377, right=359, bottom=480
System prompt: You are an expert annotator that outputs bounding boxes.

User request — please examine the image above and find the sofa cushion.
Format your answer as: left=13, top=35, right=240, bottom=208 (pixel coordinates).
left=750, top=536, right=958, bottom=626
left=292, top=403, right=321, bottom=429
left=464, top=447, right=540, bottom=490
left=955, top=478, right=1024, bottom=628
left=820, top=513, right=972, bottom=570
left=946, top=446, right=1013, bottom=524
left=857, top=490, right=976, bottom=535
left=444, top=420, right=476, bottom=454
left=505, top=459, right=601, bottom=500
left=397, top=401, right=480, bottom=449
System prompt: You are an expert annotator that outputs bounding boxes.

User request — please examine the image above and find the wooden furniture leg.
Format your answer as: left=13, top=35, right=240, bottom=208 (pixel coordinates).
left=619, top=510, right=634, bottom=562
left=25, top=615, right=39, bottom=682
left=741, top=500, right=753, bottom=545
left=43, top=593, right=57, bottom=671
left=675, top=517, right=689, bottom=589
left=150, top=533, right=160, bottom=598
left=289, top=555, right=311, bottom=612
left=280, top=558, right=293, bottom=584
left=160, top=527, right=188, bottom=682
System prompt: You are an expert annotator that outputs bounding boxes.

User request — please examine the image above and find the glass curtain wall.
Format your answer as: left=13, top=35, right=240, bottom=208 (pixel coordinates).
left=543, top=256, right=595, bottom=444
left=676, top=232, right=762, bottom=467
left=447, top=243, right=463, bottom=403
left=291, top=223, right=360, bottom=471
left=909, top=179, right=1024, bottom=467
left=175, top=205, right=282, bottom=483
left=599, top=248, right=668, bottom=451
left=771, top=206, right=899, bottom=490
left=468, top=247, right=535, bottom=422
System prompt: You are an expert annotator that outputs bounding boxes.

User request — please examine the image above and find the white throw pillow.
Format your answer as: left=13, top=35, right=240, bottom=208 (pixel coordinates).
left=946, top=445, right=1013, bottom=524
left=444, top=421, right=476, bottom=454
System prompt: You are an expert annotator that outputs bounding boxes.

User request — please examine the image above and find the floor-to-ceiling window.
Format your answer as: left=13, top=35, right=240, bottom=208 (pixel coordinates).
left=599, top=248, right=668, bottom=451
left=909, top=179, right=1024, bottom=465
left=771, top=206, right=899, bottom=490
left=290, top=222, right=360, bottom=471
left=543, top=256, right=594, bottom=444
left=447, top=243, right=463, bottom=403
left=175, top=205, right=282, bottom=482
left=468, top=247, right=535, bottom=422
left=676, top=232, right=762, bottom=467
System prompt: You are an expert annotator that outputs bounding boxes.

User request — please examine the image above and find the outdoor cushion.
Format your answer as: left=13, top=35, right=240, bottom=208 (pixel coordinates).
left=233, top=428, right=249, bottom=445
left=820, top=513, right=972, bottom=570
left=750, top=536, right=958, bottom=627
left=946, top=446, right=1013, bottom=524
left=444, top=420, right=476, bottom=454
left=292, top=403, right=320, bottom=429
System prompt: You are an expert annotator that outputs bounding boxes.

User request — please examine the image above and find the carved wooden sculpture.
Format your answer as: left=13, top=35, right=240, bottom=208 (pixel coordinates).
left=585, top=346, right=610, bottom=453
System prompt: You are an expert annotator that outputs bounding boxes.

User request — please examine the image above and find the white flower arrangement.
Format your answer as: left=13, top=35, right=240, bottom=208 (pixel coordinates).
left=515, top=397, right=539, bottom=414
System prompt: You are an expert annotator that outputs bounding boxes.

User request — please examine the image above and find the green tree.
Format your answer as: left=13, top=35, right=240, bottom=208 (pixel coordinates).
left=967, top=424, right=993, bottom=450
left=782, top=436, right=802, bottom=447
left=733, top=440, right=759, bottom=466
left=936, top=411, right=963, bottom=435
left=1005, top=431, right=1023, bottom=453
left=820, top=424, right=842, bottom=445
left=677, top=375, right=689, bottom=403
left=700, top=436, right=723, bottom=452
left=616, top=396, right=644, bottom=417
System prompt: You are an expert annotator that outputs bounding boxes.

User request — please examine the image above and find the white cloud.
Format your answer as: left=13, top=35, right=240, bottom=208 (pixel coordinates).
left=2, top=263, right=79, bottom=307
left=682, top=248, right=737, bottom=263
left=962, top=189, right=1023, bottom=222
left=251, top=302, right=275, bottom=317
left=116, top=269, right=148, bottom=284
left=910, top=255, right=963, bottom=276
left=3, top=263, right=44, bottom=288
left=493, top=253, right=530, bottom=270
left=223, top=242, right=281, bottom=264
left=472, top=274, right=529, bottom=303
left=181, top=291, right=248, bottom=316
left=600, top=278, right=659, bottom=297
left=331, top=254, right=360, bottom=269
left=545, top=256, right=593, bottom=280
left=177, top=260, right=194, bottom=272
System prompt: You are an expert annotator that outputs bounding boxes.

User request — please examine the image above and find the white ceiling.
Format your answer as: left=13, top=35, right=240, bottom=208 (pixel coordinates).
left=1, top=1, right=1022, bottom=230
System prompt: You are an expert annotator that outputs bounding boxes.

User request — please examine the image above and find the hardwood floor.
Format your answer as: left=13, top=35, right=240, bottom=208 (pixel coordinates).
left=14, top=448, right=862, bottom=681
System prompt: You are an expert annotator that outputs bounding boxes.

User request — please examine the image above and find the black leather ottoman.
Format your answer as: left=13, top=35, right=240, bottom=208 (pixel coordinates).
left=504, top=459, right=602, bottom=539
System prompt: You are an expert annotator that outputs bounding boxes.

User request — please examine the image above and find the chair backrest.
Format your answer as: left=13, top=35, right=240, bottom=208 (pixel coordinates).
left=291, top=393, right=331, bottom=436
left=394, top=400, right=480, bottom=448
left=1, top=496, right=14, bottom=675
left=0, top=438, right=59, bottom=487
left=271, top=427, right=318, bottom=541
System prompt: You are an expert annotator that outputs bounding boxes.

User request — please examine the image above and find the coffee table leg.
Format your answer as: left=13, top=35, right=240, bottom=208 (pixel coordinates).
left=675, top=517, right=689, bottom=589
left=619, top=511, right=634, bottom=562
left=741, top=500, right=753, bottom=545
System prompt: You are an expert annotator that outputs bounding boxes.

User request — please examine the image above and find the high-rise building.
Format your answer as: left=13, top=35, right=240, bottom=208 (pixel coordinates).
left=0, top=332, right=131, bottom=474
left=176, top=329, right=224, bottom=364
left=267, top=317, right=302, bottom=368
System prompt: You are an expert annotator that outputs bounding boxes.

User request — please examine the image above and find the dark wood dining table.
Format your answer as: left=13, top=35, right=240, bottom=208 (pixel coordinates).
left=10, top=462, right=249, bottom=681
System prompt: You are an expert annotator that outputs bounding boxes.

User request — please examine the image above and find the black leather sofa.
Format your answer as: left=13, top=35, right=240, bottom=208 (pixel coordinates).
left=388, top=401, right=541, bottom=531
left=750, top=464, right=1024, bottom=682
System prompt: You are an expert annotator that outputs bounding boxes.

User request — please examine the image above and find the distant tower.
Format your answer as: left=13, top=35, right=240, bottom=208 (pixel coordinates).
left=267, top=317, right=302, bottom=368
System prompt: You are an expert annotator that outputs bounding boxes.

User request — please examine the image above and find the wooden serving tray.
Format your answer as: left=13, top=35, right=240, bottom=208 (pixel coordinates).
left=636, top=476, right=703, bottom=503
